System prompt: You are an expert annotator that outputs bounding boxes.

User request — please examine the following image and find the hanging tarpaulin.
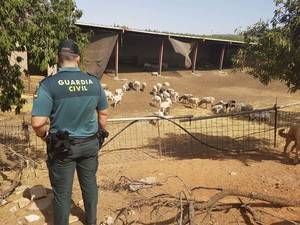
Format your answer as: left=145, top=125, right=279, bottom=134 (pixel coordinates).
left=82, top=32, right=118, bottom=78
left=169, top=37, right=195, bottom=68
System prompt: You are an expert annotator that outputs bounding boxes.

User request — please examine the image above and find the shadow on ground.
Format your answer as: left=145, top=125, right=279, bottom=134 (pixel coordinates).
left=146, top=132, right=295, bottom=166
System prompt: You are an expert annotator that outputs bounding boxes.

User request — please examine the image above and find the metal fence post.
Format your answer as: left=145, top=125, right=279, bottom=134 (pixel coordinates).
left=157, top=119, right=162, bottom=157
left=274, top=104, right=278, bottom=148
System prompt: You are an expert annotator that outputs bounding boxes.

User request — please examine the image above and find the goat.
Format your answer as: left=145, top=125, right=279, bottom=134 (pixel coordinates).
left=150, top=85, right=158, bottom=95
left=162, top=91, right=170, bottom=100
left=187, top=97, right=200, bottom=108
left=214, top=100, right=236, bottom=112
left=179, top=94, right=193, bottom=104
left=160, top=98, right=172, bottom=116
left=249, top=111, right=271, bottom=122
left=170, top=91, right=179, bottom=102
left=140, top=82, right=147, bottom=92
left=104, top=90, right=114, bottom=101
left=122, top=83, right=130, bottom=93
left=211, top=104, right=225, bottom=114
left=240, top=103, right=254, bottom=112
left=112, top=93, right=123, bottom=108
left=151, top=95, right=162, bottom=107
left=133, top=81, right=141, bottom=91
left=163, top=82, right=170, bottom=87
left=156, top=83, right=163, bottom=91
left=199, top=97, right=215, bottom=108
left=101, top=83, right=108, bottom=90
left=278, top=123, right=300, bottom=163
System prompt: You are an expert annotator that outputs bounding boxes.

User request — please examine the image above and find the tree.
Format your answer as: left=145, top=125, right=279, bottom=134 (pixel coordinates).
left=235, top=0, right=300, bottom=92
left=0, top=0, right=89, bottom=113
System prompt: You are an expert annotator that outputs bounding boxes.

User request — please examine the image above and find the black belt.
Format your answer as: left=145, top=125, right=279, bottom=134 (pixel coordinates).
left=70, top=134, right=98, bottom=145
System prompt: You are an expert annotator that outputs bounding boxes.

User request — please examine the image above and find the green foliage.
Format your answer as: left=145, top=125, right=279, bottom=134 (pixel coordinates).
left=235, top=0, right=300, bottom=92
left=0, top=0, right=89, bottom=113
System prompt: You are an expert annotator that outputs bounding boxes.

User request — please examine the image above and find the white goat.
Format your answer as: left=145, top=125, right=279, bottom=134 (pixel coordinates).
left=140, top=82, right=147, bottom=92
left=162, top=90, right=171, bottom=100
left=104, top=90, right=114, bottom=101
left=101, top=83, right=108, bottom=90
left=122, top=83, right=129, bottom=93
left=112, top=93, right=123, bottom=108
left=170, top=91, right=179, bottom=102
left=163, top=82, right=170, bottom=87
left=151, top=95, right=162, bottom=107
left=115, top=88, right=123, bottom=96
left=156, top=83, right=163, bottom=91
left=133, top=81, right=141, bottom=91
left=153, top=110, right=165, bottom=117
left=160, top=98, right=172, bottom=115
left=212, top=104, right=225, bottom=114
left=150, top=85, right=158, bottom=95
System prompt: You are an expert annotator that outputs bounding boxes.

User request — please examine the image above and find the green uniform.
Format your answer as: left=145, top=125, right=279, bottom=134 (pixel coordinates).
left=32, top=67, right=108, bottom=225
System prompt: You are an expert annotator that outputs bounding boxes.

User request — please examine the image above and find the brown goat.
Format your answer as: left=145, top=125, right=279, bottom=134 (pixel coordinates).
left=278, top=123, right=300, bottom=163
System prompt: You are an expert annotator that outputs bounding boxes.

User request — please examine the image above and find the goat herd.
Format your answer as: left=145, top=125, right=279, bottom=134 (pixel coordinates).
left=102, top=80, right=271, bottom=121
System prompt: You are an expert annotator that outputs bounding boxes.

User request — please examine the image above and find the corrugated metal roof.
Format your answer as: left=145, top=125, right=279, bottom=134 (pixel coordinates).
left=76, top=21, right=245, bottom=45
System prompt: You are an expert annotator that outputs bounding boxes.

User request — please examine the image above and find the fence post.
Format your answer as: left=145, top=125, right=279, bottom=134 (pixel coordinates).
left=274, top=104, right=278, bottom=148
left=157, top=119, right=162, bottom=157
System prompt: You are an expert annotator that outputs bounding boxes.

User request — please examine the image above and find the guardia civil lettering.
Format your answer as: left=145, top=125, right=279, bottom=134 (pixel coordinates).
left=58, top=79, right=94, bottom=86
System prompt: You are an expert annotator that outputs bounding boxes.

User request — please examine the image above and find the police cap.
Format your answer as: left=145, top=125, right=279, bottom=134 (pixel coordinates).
left=58, top=39, right=80, bottom=55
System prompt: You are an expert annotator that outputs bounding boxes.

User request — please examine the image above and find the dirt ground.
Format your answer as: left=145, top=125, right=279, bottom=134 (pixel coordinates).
left=0, top=69, right=300, bottom=224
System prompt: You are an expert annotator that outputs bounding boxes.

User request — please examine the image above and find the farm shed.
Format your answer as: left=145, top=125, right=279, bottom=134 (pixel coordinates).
left=77, top=22, right=244, bottom=78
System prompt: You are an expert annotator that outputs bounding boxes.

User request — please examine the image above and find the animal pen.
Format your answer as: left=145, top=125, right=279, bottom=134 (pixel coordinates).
left=1, top=103, right=300, bottom=165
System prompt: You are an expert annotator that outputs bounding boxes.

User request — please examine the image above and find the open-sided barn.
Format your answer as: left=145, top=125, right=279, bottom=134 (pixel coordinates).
left=77, top=22, right=244, bottom=78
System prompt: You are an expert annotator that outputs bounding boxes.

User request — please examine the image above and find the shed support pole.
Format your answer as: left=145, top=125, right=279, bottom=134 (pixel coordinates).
left=115, top=36, right=119, bottom=77
left=159, top=40, right=164, bottom=75
left=192, top=42, right=199, bottom=74
left=219, top=45, right=225, bottom=70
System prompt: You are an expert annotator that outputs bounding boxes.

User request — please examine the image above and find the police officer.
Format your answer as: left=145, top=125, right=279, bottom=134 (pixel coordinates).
left=31, top=39, right=108, bottom=225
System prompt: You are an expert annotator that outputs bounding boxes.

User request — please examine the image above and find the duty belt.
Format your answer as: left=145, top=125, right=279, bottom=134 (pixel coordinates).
left=70, top=134, right=98, bottom=145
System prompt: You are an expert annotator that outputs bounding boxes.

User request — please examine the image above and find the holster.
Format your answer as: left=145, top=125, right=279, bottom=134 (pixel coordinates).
left=97, top=128, right=109, bottom=149
left=46, top=130, right=72, bottom=160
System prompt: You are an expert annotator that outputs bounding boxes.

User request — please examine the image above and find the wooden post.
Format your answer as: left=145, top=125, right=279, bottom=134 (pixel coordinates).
left=192, top=42, right=199, bottom=74
left=219, top=45, right=225, bottom=70
left=158, top=40, right=164, bottom=75
left=115, top=36, right=119, bottom=77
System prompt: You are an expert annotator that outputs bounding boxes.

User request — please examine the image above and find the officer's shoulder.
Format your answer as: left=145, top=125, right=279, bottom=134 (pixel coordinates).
left=85, top=72, right=100, bottom=80
left=39, top=74, right=54, bottom=85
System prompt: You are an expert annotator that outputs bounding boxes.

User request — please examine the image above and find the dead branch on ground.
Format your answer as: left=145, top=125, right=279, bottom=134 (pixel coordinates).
left=0, top=160, right=24, bottom=201
left=112, top=181, right=300, bottom=225
left=0, top=143, right=37, bottom=202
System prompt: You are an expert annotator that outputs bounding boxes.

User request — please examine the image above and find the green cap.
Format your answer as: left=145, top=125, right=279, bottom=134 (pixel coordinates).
left=58, top=39, right=80, bottom=55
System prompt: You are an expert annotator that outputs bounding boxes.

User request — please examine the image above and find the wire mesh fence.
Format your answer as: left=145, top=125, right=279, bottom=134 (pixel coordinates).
left=1, top=103, right=300, bottom=164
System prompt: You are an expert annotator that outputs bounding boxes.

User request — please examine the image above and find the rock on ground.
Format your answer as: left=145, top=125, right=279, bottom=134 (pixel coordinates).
left=17, top=197, right=31, bottom=209
left=24, top=214, right=40, bottom=223
left=30, top=185, right=47, bottom=200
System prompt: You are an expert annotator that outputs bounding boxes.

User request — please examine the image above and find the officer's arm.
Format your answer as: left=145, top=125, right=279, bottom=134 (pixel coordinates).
left=31, top=83, right=53, bottom=139
left=97, top=82, right=109, bottom=129
left=98, top=109, right=108, bottom=129
left=31, top=117, right=49, bottom=138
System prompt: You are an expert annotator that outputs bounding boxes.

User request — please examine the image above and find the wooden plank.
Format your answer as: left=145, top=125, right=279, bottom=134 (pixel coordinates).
left=159, top=40, right=164, bottom=75
left=115, top=36, right=119, bottom=77
left=192, top=42, right=199, bottom=73
left=219, top=45, right=225, bottom=70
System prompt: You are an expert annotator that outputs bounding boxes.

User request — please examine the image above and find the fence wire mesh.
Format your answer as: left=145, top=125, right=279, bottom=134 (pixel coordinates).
left=0, top=104, right=300, bottom=164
